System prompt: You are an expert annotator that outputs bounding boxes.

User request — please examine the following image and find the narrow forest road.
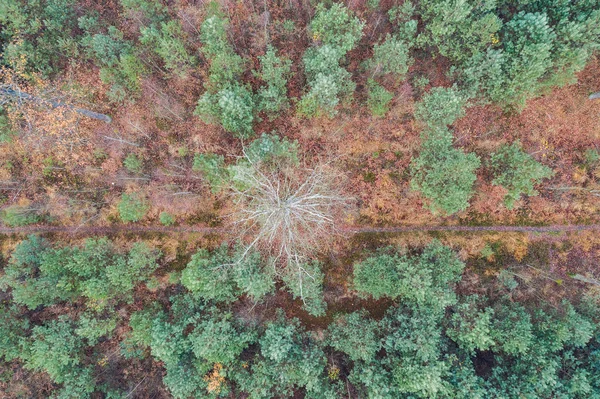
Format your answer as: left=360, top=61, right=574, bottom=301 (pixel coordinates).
left=1, top=223, right=600, bottom=235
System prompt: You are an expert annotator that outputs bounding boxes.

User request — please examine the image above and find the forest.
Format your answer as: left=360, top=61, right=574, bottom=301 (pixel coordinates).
left=1, top=0, right=600, bottom=398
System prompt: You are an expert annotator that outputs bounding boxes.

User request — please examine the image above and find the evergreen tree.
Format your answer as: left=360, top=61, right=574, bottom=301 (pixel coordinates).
left=414, top=86, right=467, bottom=128
left=256, top=46, right=292, bottom=118
left=490, top=141, right=554, bottom=209
left=181, top=245, right=238, bottom=303
left=281, top=260, right=327, bottom=316
left=353, top=241, right=464, bottom=310
left=327, top=311, right=380, bottom=362
left=298, top=4, right=364, bottom=117
left=447, top=296, right=495, bottom=354
left=80, top=23, right=147, bottom=101
left=1, top=237, right=159, bottom=309
left=411, top=126, right=480, bottom=215
left=0, top=0, right=79, bottom=75
left=140, top=20, right=197, bottom=75
left=0, top=304, right=28, bottom=361
left=23, top=317, right=96, bottom=396
left=194, top=13, right=255, bottom=138
left=418, top=0, right=502, bottom=63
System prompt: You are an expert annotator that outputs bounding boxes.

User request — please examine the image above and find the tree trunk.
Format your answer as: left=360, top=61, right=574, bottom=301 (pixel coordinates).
left=0, top=88, right=112, bottom=123
left=589, top=92, right=600, bottom=100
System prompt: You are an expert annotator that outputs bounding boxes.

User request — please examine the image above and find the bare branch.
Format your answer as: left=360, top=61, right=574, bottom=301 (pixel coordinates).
left=228, top=155, right=353, bottom=302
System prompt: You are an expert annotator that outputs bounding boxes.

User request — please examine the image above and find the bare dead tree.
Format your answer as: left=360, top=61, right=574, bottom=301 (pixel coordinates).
left=228, top=153, right=353, bottom=305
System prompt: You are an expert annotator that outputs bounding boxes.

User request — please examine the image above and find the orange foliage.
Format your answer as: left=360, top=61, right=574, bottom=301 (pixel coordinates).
left=203, top=363, right=226, bottom=394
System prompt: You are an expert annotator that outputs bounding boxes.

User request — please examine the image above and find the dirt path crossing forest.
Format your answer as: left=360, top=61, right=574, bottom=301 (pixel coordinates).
left=1, top=223, right=599, bottom=235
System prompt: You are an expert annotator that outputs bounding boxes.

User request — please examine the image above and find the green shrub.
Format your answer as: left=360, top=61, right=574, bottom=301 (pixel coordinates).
left=367, top=79, right=393, bottom=117
left=490, top=141, right=554, bottom=209
left=0, top=110, right=17, bottom=143
left=192, top=153, right=226, bottom=192
left=0, top=204, right=43, bottom=226
left=117, top=193, right=149, bottom=222
left=123, top=153, right=143, bottom=174
left=584, top=148, right=600, bottom=166
left=159, top=211, right=175, bottom=226
left=176, top=146, right=189, bottom=157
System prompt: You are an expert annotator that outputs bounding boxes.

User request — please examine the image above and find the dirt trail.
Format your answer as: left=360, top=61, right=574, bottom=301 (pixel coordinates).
left=1, top=224, right=599, bottom=236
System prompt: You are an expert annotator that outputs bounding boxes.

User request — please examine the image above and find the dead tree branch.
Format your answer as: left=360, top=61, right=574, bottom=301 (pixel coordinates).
left=228, top=154, right=352, bottom=302
left=0, top=87, right=112, bottom=123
